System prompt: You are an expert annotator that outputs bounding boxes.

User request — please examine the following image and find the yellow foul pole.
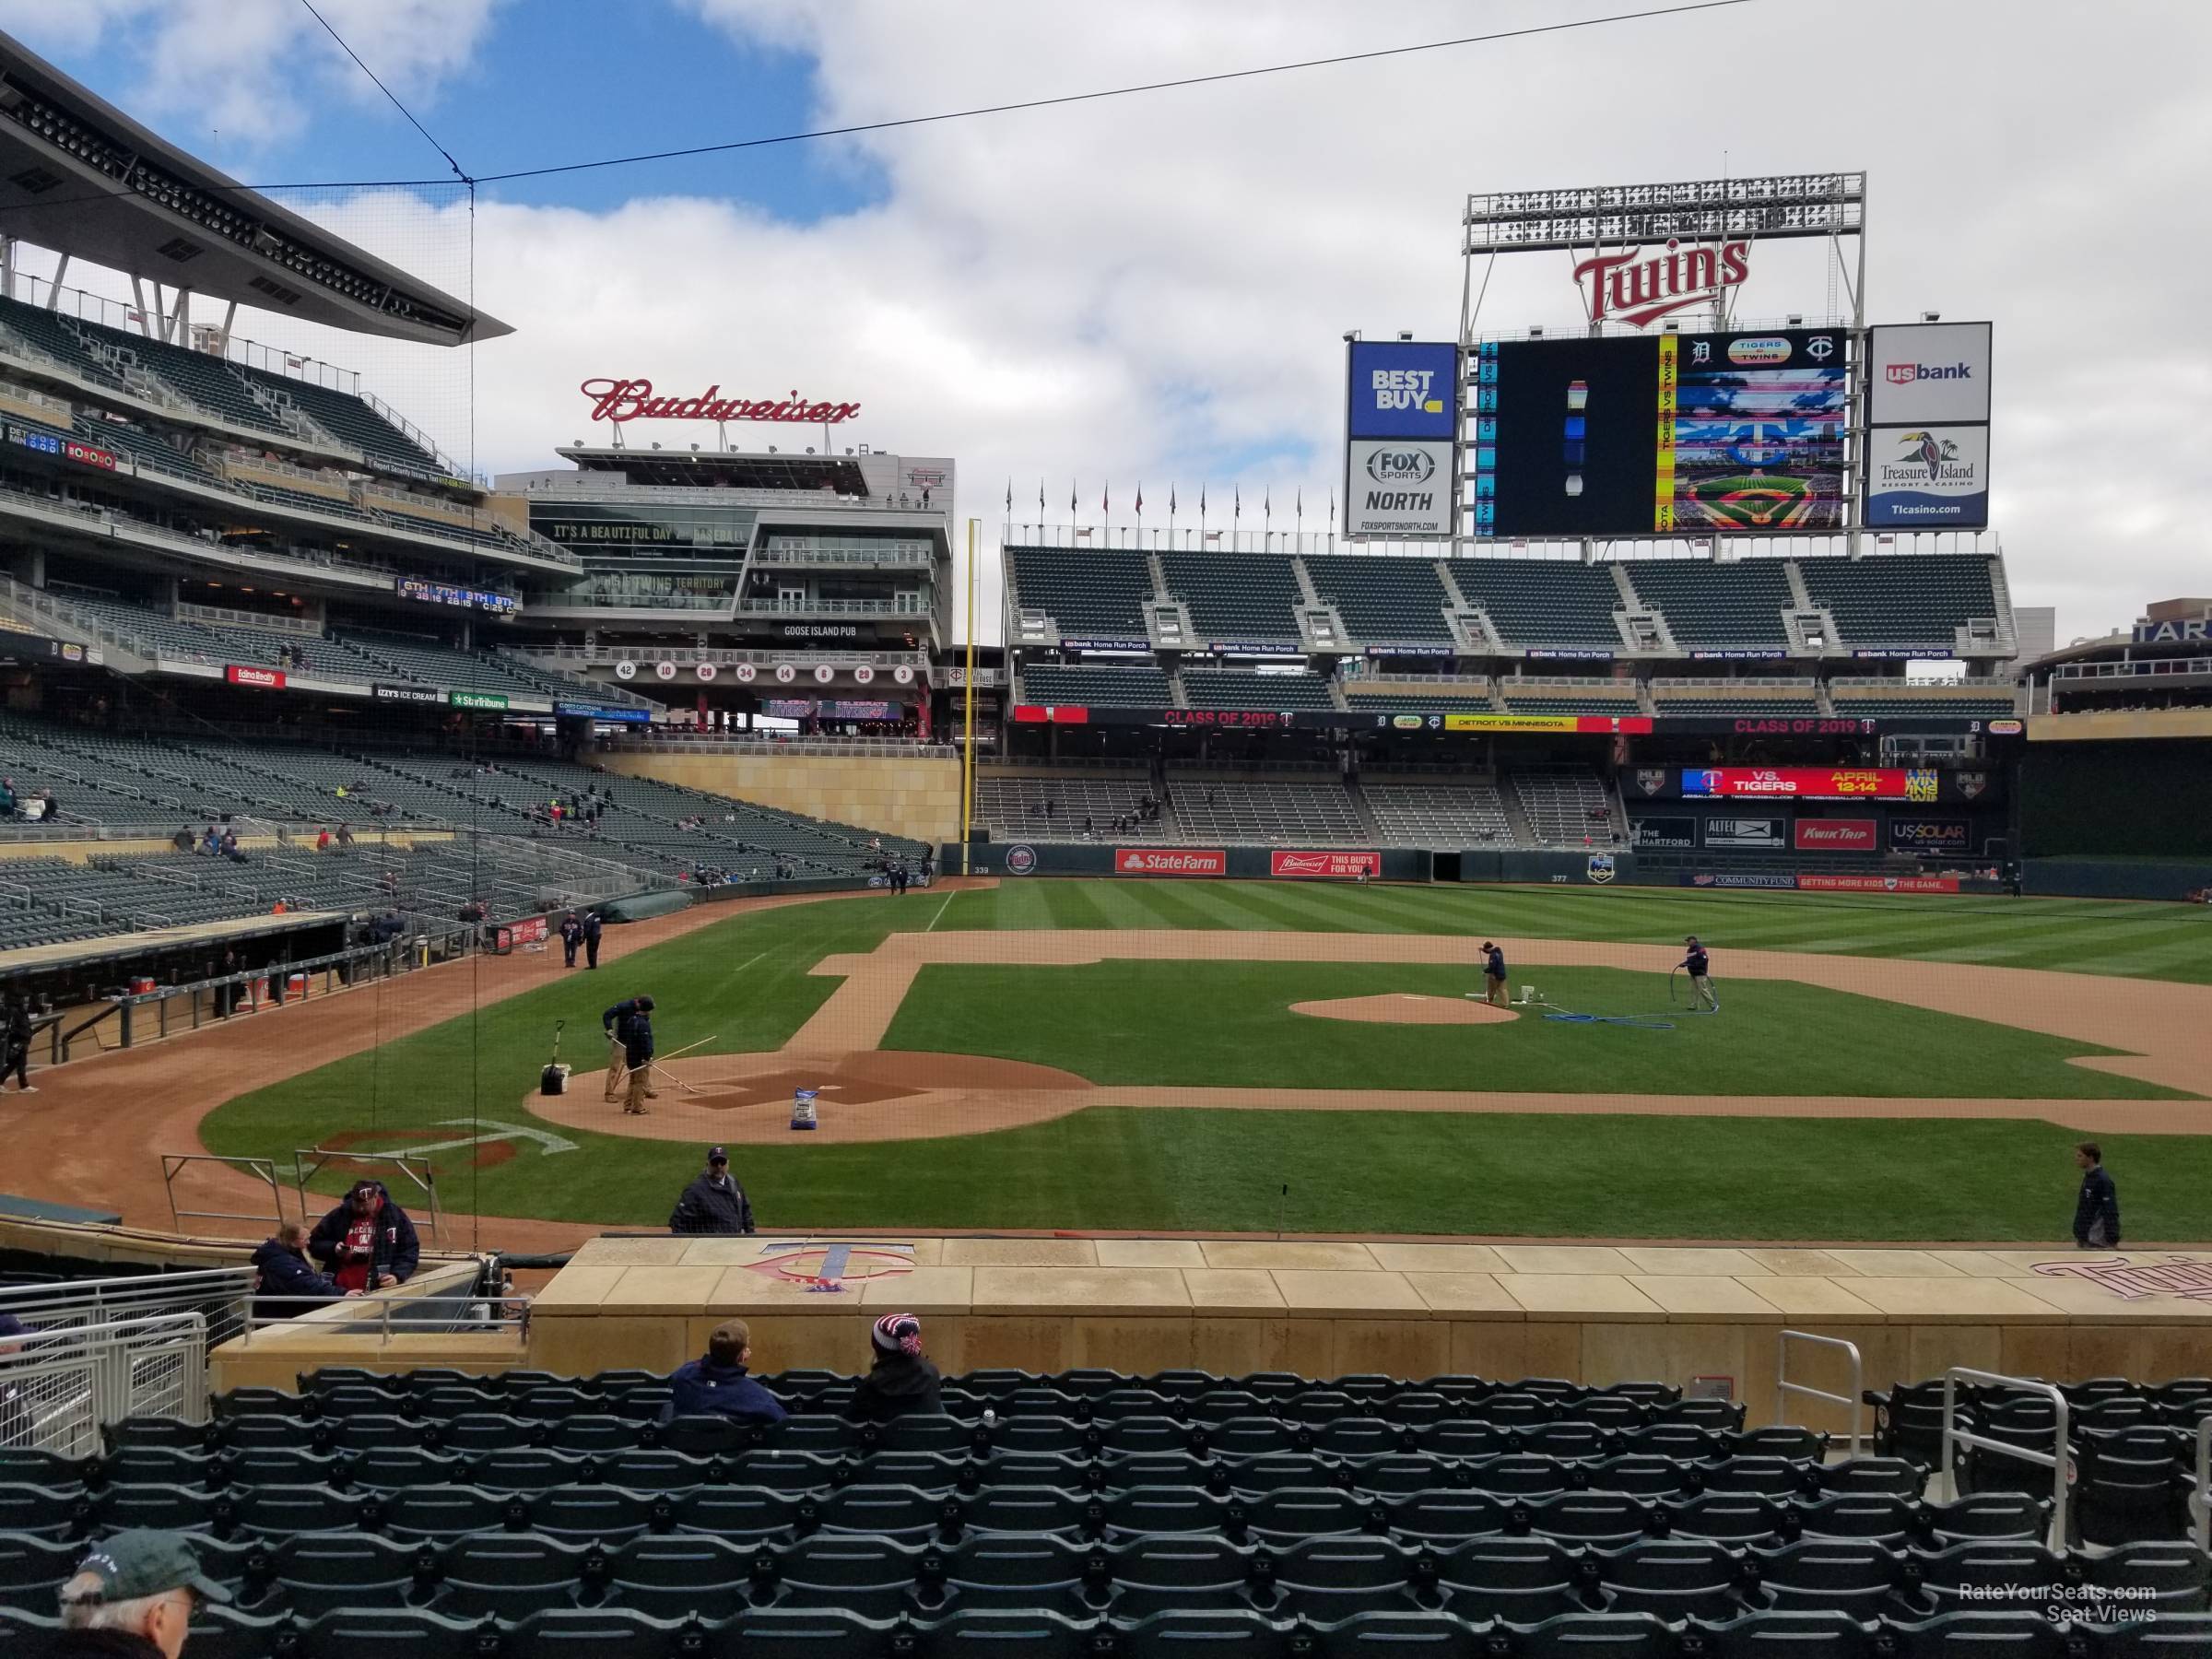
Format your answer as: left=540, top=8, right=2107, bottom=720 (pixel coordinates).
left=960, top=517, right=978, bottom=876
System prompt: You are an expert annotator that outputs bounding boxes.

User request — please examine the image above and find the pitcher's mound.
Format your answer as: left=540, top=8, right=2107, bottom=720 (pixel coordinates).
left=1291, top=994, right=1519, bottom=1025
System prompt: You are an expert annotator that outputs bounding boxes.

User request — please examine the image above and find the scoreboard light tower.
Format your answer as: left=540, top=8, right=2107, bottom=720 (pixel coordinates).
left=1455, top=172, right=1870, bottom=556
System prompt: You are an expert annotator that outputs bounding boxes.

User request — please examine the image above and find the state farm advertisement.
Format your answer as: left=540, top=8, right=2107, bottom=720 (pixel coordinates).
left=1682, top=766, right=1936, bottom=802
left=1270, top=851, right=1382, bottom=880
left=1794, top=818, right=1877, bottom=852
left=1115, top=848, right=1226, bottom=877
left=1798, top=873, right=1961, bottom=895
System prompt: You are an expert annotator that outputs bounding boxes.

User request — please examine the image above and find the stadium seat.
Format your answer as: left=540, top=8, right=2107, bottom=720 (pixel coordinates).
left=818, top=1484, right=955, bottom=1542
left=604, top=1534, right=756, bottom=1619
left=1702, top=1456, right=1814, bottom=1499
left=1529, top=1493, right=1651, bottom=1547
left=2077, top=1541, right=2212, bottom=1614
left=439, top=1411, right=539, bottom=1453
left=719, top=1606, right=911, bottom=1659
left=506, top=1606, right=702, bottom=1659
left=1806, top=1458, right=1929, bottom=1500
left=381, top=1484, right=506, bottom=1540
left=2077, top=1614, right=2212, bottom=1656
left=1244, top=1488, right=1381, bottom=1544
left=1688, top=1608, right=1883, bottom=1658
left=599, top=1451, right=712, bottom=1493
left=1104, top=1534, right=1253, bottom=1618
left=543, top=1416, right=639, bottom=1455
left=1432, top=1537, right=1583, bottom=1623
left=1747, top=1539, right=1904, bottom=1620
left=1924, top=1493, right=2053, bottom=1546
left=1393, top=1490, right=1512, bottom=1543
left=263, top=1532, right=425, bottom=1616
left=2073, top=1427, right=2194, bottom=1546
left=351, top=1447, right=461, bottom=1489
left=302, top=1605, right=489, bottom=1659
left=90, top=1483, right=211, bottom=1535
left=1895, top=1539, right=2065, bottom=1618
left=1884, top=1609, right=2078, bottom=1657
left=1493, top=1610, right=1678, bottom=1658
left=1663, top=1494, right=1792, bottom=1546
left=1117, top=1608, right=1299, bottom=1659
left=1594, top=1537, right=1747, bottom=1620
left=673, top=1487, right=802, bottom=1540
left=431, top=1533, right=590, bottom=1620
left=528, top=1487, right=660, bottom=1545
left=1794, top=1494, right=1917, bottom=1545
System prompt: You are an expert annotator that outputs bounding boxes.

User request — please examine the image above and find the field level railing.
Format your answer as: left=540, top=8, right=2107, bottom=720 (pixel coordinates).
left=1940, top=1367, right=2069, bottom=1550
left=1775, top=1330, right=1863, bottom=1456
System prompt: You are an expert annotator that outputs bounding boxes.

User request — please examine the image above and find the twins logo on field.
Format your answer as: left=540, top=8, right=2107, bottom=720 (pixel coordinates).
left=1003, top=844, right=1038, bottom=877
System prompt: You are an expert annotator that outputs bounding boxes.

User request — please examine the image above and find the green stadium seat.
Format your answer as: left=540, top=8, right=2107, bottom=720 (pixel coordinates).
left=381, top=1484, right=505, bottom=1540
left=432, top=1533, right=590, bottom=1620
left=264, top=1532, right=425, bottom=1616
left=93, top=1483, right=211, bottom=1535
left=302, top=1605, right=488, bottom=1659
left=1582, top=1455, right=1696, bottom=1500
left=673, top=1487, right=801, bottom=1541
left=1688, top=1608, right=1881, bottom=1659
left=1664, top=1494, right=1791, bottom=1546
left=1434, top=1537, right=1583, bottom=1624
left=349, top=1448, right=457, bottom=1489
left=528, top=1487, right=659, bottom=1545
left=1747, top=1538, right=1902, bottom=1620
left=1884, top=1610, right=2077, bottom=1658
left=606, top=1534, right=753, bottom=1619
left=229, top=1482, right=357, bottom=1536
left=1594, top=1536, right=1747, bottom=1621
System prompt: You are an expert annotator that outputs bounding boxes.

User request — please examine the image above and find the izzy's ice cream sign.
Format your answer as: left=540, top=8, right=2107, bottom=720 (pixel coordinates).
left=580, top=378, right=861, bottom=425
left=1571, top=237, right=1753, bottom=328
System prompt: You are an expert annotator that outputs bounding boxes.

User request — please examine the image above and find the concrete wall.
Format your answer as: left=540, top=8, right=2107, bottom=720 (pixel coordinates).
left=602, top=750, right=960, bottom=846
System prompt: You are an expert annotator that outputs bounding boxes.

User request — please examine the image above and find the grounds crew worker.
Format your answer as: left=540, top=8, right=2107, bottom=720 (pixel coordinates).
left=1678, top=935, right=1719, bottom=1011
left=54, top=1528, right=230, bottom=1657
left=670, top=1145, right=757, bottom=1234
left=2073, top=1142, right=2122, bottom=1250
left=603, top=994, right=657, bottom=1114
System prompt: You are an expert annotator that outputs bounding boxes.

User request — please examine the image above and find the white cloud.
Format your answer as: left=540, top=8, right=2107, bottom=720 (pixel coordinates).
left=0, top=0, right=506, bottom=147
left=14, top=0, right=2210, bottom=645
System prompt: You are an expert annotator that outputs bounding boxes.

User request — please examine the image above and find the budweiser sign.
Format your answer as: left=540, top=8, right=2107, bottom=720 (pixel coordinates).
left=1571, top=237, right=1751, bottom=328
left=580, top=379, right=861, bottom=427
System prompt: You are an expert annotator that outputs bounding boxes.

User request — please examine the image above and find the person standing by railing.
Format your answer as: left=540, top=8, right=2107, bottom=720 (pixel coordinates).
left=3, top=988, right=34, bottom=1094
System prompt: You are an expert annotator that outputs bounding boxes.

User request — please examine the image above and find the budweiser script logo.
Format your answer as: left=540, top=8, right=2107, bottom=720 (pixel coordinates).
left=2030, top=1254, right=2212, bottom=1305
left=580, top=378, right=861, bottom=426
left=1571, top=237, right=1751, bottom=328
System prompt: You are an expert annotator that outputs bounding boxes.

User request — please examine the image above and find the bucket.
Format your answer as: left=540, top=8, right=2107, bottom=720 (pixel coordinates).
left=287, top=973, right=307, bottom=997
left=129, top=976, right=156, bottom=994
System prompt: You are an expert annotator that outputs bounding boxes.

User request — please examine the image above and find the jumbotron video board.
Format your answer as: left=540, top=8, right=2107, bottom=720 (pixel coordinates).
left=1468, top=328, right=1848, bottom=537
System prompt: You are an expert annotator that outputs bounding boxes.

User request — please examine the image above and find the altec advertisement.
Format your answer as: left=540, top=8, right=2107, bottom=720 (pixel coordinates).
left=1682, top=767, right=1937, bottom=802
left=1345, top=340, right=1458, bottom=541
left=1270, top=851, right=1382, bottom=880
left=1116, top=849, right=1225, bottom=877
left=1794, top=818, right=1877, bottom=852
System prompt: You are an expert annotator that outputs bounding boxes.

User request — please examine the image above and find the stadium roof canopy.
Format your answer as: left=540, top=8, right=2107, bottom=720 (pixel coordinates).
left=555, top=445, right=871, bottom=493
left=0, top=30, right=510, bottom=346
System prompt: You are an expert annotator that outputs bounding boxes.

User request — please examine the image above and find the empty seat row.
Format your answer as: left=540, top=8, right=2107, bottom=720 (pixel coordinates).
left=4, top=1530, right=2201, bottom=1630
left=0, top=1478, right=2052, bottom=1549
left=0, top=1601, right=2198, bottom=1659
left=15, top=1443, right=1916, bottom=1503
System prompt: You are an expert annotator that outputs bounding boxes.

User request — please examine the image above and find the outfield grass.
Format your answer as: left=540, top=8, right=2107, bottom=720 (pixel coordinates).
left=196, top=882, right=2212, bottom=1240
left=880, top=961, right=2183, bottom=1100
left=939, top=879, right=2212, bottom=983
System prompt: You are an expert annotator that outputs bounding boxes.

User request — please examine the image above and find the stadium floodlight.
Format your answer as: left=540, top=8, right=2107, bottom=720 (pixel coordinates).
left=1462, top=171, right=1865, bottom=254
left=1786, top=313, right=1804, bottom=325
left=1922, top=311, right=1941, bottom=321
left=1397, top=331, right=1414, bottom=341
left=1529, top=325, right=1545, bottom=338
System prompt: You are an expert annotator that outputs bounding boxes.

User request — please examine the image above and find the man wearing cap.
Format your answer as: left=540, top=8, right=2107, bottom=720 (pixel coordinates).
left=306, top=1180, right=419, bottom=1294
left=54, top=1529, right=230, bottom=1657
left=602, top=994, right=657, bottom=1113
left=669, top=1147, right=756, bottom=1235
left=1480, top=940, right=1510, bottom=1007
left=1678, top=935, right=1719, bottom=1011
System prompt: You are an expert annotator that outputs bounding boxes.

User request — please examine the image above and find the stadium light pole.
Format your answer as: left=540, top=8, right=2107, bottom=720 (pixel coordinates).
left=961, top=517, right=978, bottom=877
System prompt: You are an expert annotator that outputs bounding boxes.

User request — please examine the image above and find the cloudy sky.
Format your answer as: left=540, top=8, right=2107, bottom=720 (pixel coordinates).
left=1, top=0, right=2204, bottom=646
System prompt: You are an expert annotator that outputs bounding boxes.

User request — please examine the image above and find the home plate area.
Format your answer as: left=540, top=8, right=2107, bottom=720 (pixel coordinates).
left=526, top=1051, right=1094, bottom=1145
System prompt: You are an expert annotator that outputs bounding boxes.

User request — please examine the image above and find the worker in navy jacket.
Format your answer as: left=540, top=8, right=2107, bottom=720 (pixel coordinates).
left=666, top=1320, right=788, bottom=1426
left=2072, top=1142, right=2122, bottom=1249
left=252, top=1222, right=357, bottom=1319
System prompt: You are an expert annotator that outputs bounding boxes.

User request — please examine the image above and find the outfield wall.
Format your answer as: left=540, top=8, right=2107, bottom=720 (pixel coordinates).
left=601, top=749, right=961, bottom=846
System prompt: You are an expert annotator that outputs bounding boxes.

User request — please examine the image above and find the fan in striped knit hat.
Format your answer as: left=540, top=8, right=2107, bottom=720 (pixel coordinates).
left=871, top=1312, right=924, bottom=1356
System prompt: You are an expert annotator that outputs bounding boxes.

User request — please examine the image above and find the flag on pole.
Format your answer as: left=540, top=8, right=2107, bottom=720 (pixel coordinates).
left=1296, top=487, right=1303, bottom=529
left=1069, top=479, right=1077, bottom=519
left=1170, top=484, right=1178, bottom=519
left=1102, top=481, right=1110, bottom=516
left=1329, top=488, right=1335, bottom=530
left=1234, top=485, right=1241, bottom=523
left=1039, top=478, right=1046, bottom=517
left=1264, top=488, right=1272, bottom=530
left=1135, top=482, right=1143, bottom=519
left=1005, top=479, right=1012, bottom=515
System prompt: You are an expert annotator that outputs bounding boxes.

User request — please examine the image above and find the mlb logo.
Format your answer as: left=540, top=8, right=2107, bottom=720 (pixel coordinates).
left=1635, top=769, right=1668, bottom=795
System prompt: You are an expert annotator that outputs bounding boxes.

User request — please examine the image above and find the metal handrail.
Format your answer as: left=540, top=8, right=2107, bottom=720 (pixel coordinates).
left=1940, top=1366, right=2069, bottom=1548
left=1776, top=1330, right=1863, bottom=1454
left=2194, top=1418, right=2210, bottom=1552
left=162, top=1155, right=286, bottom=1235
left=241, top=1286, right=528, bottom=1340
left=0, top=1267, right=253, bottom=1317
